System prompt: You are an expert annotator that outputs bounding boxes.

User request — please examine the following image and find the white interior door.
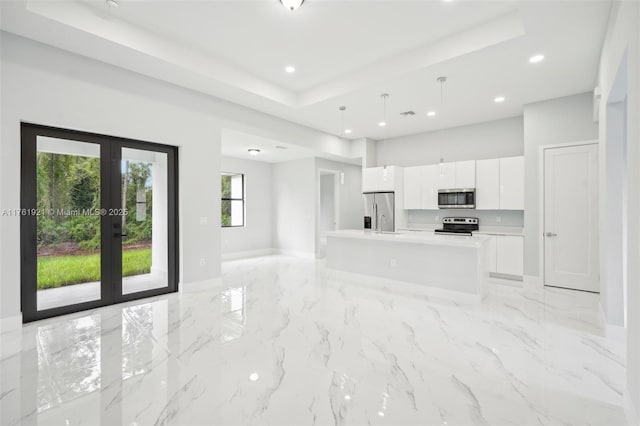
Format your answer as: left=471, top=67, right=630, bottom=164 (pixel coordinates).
left=544, top=144, right=599, bottom=292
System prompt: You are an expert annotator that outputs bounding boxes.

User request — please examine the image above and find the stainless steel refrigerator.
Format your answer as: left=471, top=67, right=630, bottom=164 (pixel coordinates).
left=363, top=192, right=395, bottom=232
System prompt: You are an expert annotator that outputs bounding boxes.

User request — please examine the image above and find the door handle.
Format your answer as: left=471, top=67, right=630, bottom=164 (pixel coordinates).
left=545, top=232, right=557, bottom=237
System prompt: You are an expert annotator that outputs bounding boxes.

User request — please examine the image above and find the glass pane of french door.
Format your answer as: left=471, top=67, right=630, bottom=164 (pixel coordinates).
left=120, top=148, right=169, bottom=295
left=36, top=136, right=102, bottom=311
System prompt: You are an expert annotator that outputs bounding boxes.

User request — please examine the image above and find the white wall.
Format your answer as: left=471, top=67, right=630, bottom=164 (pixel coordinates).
left=0, top=33, right=347, bottom=325
left=376, top=116, right=524, bottom=167
left=603, top=101, right=627, bottom=327
left=319, top=174, right=336, bottom=233
left=220, top=156, right=273, bottom=256
left=351, top=137, right=378, bottom=168
left=597, top=0, right=640, bottom=417
left=272, top=158, right=316, bottom=256
left=522, top=92, right=599, bottom=277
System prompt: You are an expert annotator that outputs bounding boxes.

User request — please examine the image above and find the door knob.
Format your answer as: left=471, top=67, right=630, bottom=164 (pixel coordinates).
left=545, top=232, right=557, bottom=237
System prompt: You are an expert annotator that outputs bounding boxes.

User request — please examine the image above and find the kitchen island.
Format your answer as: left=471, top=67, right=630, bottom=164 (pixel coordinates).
left=326, top=230, right=490, bottom=299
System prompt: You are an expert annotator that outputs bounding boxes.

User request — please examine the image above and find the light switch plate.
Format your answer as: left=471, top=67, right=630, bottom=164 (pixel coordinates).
left=199, top=217, right=208, bottom=225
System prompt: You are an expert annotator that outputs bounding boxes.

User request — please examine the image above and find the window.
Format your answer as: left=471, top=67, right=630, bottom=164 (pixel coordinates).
left=221, top=172, right=244, bottom=227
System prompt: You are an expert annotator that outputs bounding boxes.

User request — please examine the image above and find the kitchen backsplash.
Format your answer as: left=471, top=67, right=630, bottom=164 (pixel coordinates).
left=408, top=210, right=524, bottom=228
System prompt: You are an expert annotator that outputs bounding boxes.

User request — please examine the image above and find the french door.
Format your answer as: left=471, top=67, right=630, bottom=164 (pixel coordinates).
left=20, top=123, right=178, bottom=322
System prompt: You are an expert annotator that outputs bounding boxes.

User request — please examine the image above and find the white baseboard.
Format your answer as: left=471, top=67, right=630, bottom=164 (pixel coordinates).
left=523, top=274, right=543, bottom=288
left=624, top=391, right=640, bottom=426
left=179, top=277, right=223, bottom=294
left=0, top=314, right=22, bottom=334
left=222, top=248, right=275, bottom=261
left=598, top=302, right=627, bottom=340
left=272, top=249, right=316, bottom=260
left=489, top=273, right=523, bottom=287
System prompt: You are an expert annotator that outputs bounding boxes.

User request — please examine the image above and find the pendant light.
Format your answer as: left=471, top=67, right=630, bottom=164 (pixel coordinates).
left=339, top=106, right=352, bottom=135
left=280, top=0, right=304, bottom=11
left=437, top=77, right=447, bottom=177
left=379, top=93, right=389, bottom=127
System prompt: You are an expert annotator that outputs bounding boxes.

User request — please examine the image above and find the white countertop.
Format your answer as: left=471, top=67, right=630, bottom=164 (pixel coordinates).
left=326, top=229, right=490, bottom=248
left=399, top=225, right=524, bottom=237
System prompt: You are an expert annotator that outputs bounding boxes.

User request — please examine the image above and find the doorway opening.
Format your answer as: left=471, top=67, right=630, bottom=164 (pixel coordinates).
left=20, top=124, right=179, bottom=322
left=317, top=169, right=340, bottom=258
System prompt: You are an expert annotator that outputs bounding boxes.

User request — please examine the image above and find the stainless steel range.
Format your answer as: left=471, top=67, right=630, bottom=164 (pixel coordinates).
left=434, top=217, right=479, bottom=236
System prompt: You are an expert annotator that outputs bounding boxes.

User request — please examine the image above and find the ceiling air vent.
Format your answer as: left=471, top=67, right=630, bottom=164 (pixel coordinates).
left=400, top=111, right=416, bottom=117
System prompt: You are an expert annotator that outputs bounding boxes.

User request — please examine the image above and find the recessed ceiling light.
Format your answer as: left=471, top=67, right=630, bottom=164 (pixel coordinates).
left=427, top=111, right=436, bottom=117
left=249, top=372, right=259, bottom=381
left=344, top=395, right=352, bottom=400
left=378, top=121, right=387, bottom=127
left=494, top=96, right=505, bottom=103
left=248, top=149, right=260, bottom=156
left=106, top=0, right=119, bottom=7
left=280, top=0, right=304, bottom=11
left=529, top=54, right=545, bottom=64
left=285, top=66, right=296, bottom=73
left=344, top=129, right=352, bottom=134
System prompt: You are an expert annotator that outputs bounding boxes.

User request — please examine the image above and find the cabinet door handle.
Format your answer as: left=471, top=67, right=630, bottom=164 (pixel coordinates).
left=545, top=232, right=557, bottom=237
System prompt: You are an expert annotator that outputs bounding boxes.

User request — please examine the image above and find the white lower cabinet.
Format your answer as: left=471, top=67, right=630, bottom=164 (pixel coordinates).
left=495, top=235, right=524, bottom=277
left=484, top=234, right=523, bottom=278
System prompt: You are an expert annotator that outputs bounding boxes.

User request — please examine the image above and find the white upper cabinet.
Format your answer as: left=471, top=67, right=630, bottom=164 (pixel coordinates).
left=455, top=160, right=476, bottom=188
left=436, top=162, right=456, bottom=190
left=475, top=156, right=524, bottom=210
left=403, top=166, right=422, bottom=209
left=362, top=166, right=399, bottom=192
left=402, top=161, right=476, bottom=210
left=379, top=166, right=396, bottom=191
left=499, top=156, right=524, bottom=210
left=421, top=165, right=439, bottom=210
left=398, top=156, right=523, bottom=211
left=475, top=159, right=500, bottom=210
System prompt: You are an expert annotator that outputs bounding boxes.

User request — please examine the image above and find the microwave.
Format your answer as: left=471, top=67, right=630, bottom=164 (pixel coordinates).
left=438, top=188, right=476, bottom=209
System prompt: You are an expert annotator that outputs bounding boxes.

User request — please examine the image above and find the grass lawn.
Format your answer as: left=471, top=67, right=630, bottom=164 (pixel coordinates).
left=37, top=248, right=151, bottom=290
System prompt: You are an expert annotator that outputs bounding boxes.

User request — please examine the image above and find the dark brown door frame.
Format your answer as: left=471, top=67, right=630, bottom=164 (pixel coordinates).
left=20, top=123, right=179, bottom=323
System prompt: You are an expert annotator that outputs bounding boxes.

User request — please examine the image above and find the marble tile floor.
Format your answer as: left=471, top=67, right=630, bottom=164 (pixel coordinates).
left=0, top=254, right=632, bottom=425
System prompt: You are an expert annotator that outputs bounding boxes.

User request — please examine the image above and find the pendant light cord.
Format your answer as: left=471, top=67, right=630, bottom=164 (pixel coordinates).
left=438, top=77, right=447, bottom=166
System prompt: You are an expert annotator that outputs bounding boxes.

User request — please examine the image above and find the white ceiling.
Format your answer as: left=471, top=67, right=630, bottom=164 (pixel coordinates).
left=221, top=129, right=317, bottom=163
left=95, top=0, right=518, bottom=92
left=1, top=0, right=611, bottom=144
